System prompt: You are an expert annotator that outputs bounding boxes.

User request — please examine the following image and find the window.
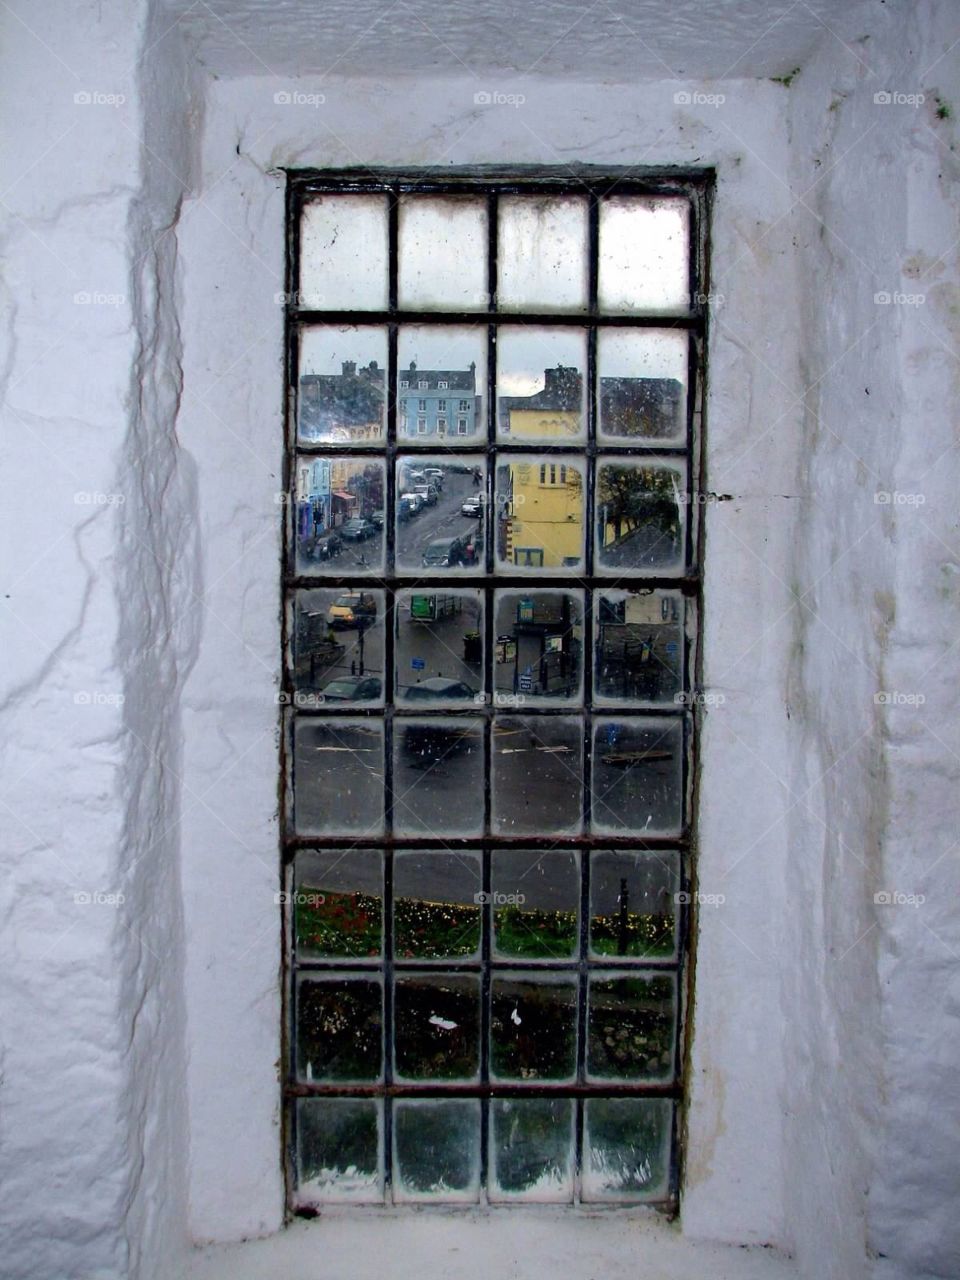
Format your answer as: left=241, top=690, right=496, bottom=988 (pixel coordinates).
left=400, top=380, right=409, bottom=389
left=418, top=398, right=427, bottom=412
left=438, top=381, right=449, bottom=390
left=284, top=173, right=707, bottom=1209
left=438, top=399, right=447, bottom=412
left=418, top=380, right=428, bottom=390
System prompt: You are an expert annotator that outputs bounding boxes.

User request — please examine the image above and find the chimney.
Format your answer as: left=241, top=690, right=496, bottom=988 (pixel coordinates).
left=342, top=360, right=357, bottom=376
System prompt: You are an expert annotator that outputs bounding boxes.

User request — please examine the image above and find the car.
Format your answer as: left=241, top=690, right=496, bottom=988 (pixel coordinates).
left=461, top=496, right=483, bottom=517
left=400, top=492, right=425, bottom=514
left=340, top=517, right=376, bottom=541
left=422, top=536, right=466, bottom=568
left=370, top=509, right=385, bottom=530
left=403, top=677, right=479, bottom=702
left=320, top=675, right=383, bottom=703
left=412, top=484, right=438, bottom=506
left=327, top=593, right=378, bottom=628
left=423, top=468, right=445, bottom=488
left=309, top=530, right=342, bottom=560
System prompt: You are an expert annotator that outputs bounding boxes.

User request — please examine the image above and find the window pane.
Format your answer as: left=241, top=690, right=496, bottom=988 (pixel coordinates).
left=296, top=1098, right=383, bottom=1205
left=489, top=1098, right=574, bottom=1202
left=492, top=715, right=583, bottom=835
left=394, top=974, right=481, bottom=1081
left=586, top=973, right=676, bottom=1081
left=300, top=195, right=388, bottom=311
left=393, top=1100, right=481, bottom=1203
left=393, top=718, right=484, bottom=837
left=582, top=1098, right=672, bottom=1202
left=398, top=326, right=485, bottom=444
left=290, top=588, right=385, bottom=706
left=591, top=716, right=684, bottom=836
left=294, top=455, right=385, bottom=576
left=494, top=590, right=583, bottom=705
left=490, top=973, right=578, bottom=1082
left=396, top=456, right=486, bottom=574
left=395, top=589, right=483, bottom=707
left=296, top=973, right=382, bottom=1082
left=292, top=849, right=383, bottom=961
left=491, top=849, right=579, bottom=961
left=589, top=851, right=679, bottom=961
left=598, top=196, right=690, bottom=313
left=593, top=590, right=685, bottom=706
left=394, top=851, right=482, bottom=961
left=497, top=327, right=586, bottom=442
left=298, top=327, right=387, bottom=444
left=398, top=196, right=488, bottom=310
left=595, top=459, right=686, bottom=575
left=495, top=457, right=585, bottom=573
left=597, top=329, right=688, bottom=445
left=498, top=195, right=588, bottom=312
left=293, top=719, right=384, bottom=837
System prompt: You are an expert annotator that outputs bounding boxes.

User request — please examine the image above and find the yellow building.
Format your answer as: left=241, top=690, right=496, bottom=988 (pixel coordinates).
left=506, top=408, right=581, bottom=439
left=501, top=461, right=583, bottom=568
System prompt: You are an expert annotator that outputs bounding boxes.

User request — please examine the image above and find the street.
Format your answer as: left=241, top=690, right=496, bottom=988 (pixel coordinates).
left=597, top=520, right=683, bottom=572
left=396, top=462, right=484, bottom=571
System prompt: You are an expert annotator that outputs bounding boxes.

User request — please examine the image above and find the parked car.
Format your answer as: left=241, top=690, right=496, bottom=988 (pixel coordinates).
left=327, top=593, right=378, bottom=628
left=404, top=677, right=479, bottom=702
left=461, top=495, right=483, bottom=517
left=422, top=536, right=466, bottom=568
left=400, top=492, right=425, bottom=514
left=310, top=530, right=342, bottom=560
left=423, top=467, right=445, bottom=489
left=412, top=483, right=438, bottom=506
left=340, top=517, right=377, bottom=541
left=370, top=509, right=385, bottom=530
left=320, top=675, right=383, bottom=703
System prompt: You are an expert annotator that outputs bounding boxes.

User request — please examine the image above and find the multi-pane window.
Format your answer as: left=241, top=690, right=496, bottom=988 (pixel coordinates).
left=284, top=172, right=708, bottom=1209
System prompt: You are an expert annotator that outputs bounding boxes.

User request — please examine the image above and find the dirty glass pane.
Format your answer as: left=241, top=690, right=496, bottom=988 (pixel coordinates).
left=490, top=974, right=578, bottom=1082
left=589, top=851, right=678, bottom=961
left=296, top=974, right=382, bottom=1082
left=496, top=327, right=586, bottom=442
left=594, top=590, right=685, bottom=706
left=492, top=715, right=583, bottom=835
left=395, top=456, right=486, bottom=574
left=394, top=974, right=481, bottom=1081
left=398, top=326, right=485, bottom=444
left=290, top=588, right=385, bottom=706
left=393, top=1100, right=481, bottom=1203
left=597, top=329, right=688, bottom=445
left=292, top=849, right=383, bottom=961
left=598, top=196, right=690, bottom=314
left=293, top=719, right=384, bottom=837
left=394, top=852, right=482, bottom=961
left=495, top=457, right=585, bottom=573
left=591, top=717, right=684, bottom=836
left=498, top=195, right=588, bottom=312
left=587, top=972, right=676, bottom=1081
left=494, top=590, right=583, bottom=705
left=489, top=1098, right=574, bottom=1202
left=293, top=455, right=385, bottom=576
left=595, top=459, right=686, bottom=575
left=395, top=589, right=483, bottom=706
left=299, top=194, right=388, bottom=311
left=298, top=327, right=387, bottom=444
left=491, top=849, right=579, bottom=960
left=398, top=196, right=488, bottom=310
left=296, top=1098, right=383, bottom=1204
left=582, top=1098, right=673, bottom=1202
left=393, top=718, right=484, bottom=838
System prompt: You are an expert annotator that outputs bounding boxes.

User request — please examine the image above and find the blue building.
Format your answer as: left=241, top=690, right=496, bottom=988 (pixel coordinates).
left=398, top=361, right=480, bottom=439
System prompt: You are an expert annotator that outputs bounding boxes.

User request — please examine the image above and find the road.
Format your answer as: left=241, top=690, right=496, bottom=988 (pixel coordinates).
left=396, top=465, right=483, bottom=570
left=598, top=522, right=683, bottom=572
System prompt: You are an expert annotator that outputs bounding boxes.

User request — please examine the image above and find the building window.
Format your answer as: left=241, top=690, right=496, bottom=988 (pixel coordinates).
left=418, top=398, right=427, bottom=412
left=284, top=172, right=708, bottom=1209
left=418, top=380, right=428, bottom=390
left=438, top=399, right=447, bottom=412
left=400, top=380, right=409, bottom=389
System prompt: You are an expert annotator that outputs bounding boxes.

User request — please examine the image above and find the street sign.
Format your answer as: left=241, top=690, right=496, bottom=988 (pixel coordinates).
left=411, top=657, right=425, bottom=671
left=518, top=669, right=534, bottom=692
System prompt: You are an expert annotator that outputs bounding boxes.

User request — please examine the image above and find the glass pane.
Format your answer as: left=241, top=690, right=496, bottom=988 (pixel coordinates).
left=396, top=456, right=486, bottom=574
left=299, top=194, right=388, bottom=311
left=598, top=196, right=690, bottom=313
left=491, top=849, right=579, bottom=960
left=595, top=459, right=686, bottom=575
left=393, top=718, right=484, bottom=837
left=296, top=974, right=382, bottom=1082
left=398, top=327, right=485, bottom=444
left=594, top=590, right=685, bottom=705
left=292, top=849, right=383, bottom=961
left=393, top=1100, right=481, bottom=1203
left=587, top=972, right=676, bottom=1081
left=492, top=715, right=583, bottom=835
left=591, top=717, right=684, bottom=836
left=398, top=196, right=488, bottom=310
left=290, top=588, right=385, bottom=706
left=495, top=457, right=585, bottom=573
left=496, top=327, right=586, bottom=441
left=582, top=1098, right=673, bottom=1202
left=589, top=851, right=679, bottom=961
left=294, top=455, right=385, bottom=576
left=293, top=719, right=384, bottom=837
left=498, top=195, right=588, bottom=312
left=490, top=973, right=578, bottom=1082
left=597, top=329, right=688, bottom=445
left=296, top=1097, right=383, bottom=1204
left=494, top=590, right=583, bottom=705
left=394, top=852, right=482, bottom=961
left=395, top=589, right=483, bottom=706
left=298, top=327, right=387, bottom=444
left=489, top=1098, right=574, bottom=1202
left=394, top=974, right=480, bottom=1081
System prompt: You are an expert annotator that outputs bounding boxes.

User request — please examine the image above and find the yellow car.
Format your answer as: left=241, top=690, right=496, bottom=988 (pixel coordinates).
left=326, top=592, right=378, bottom=629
